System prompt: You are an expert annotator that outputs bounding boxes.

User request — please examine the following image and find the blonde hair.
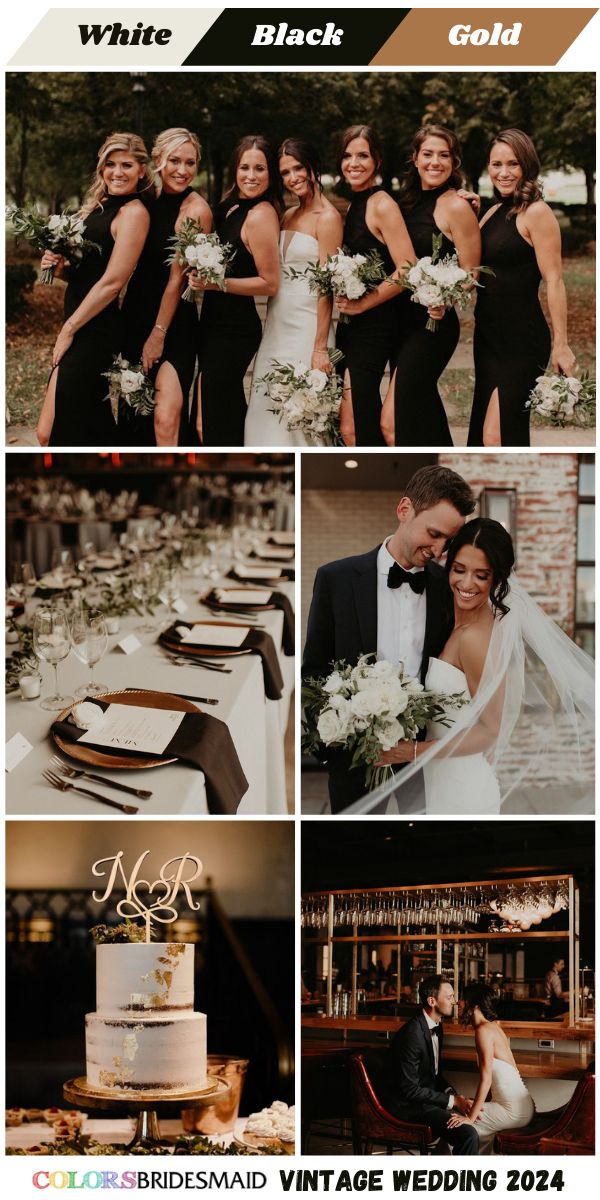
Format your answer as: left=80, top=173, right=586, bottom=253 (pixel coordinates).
left=152, top=127, right=201, bottom=191
left=80, top=132, right=155, bottom=218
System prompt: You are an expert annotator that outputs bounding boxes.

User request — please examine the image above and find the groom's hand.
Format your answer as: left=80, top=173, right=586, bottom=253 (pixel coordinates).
left=453, top=1094, right=473, bottom=1116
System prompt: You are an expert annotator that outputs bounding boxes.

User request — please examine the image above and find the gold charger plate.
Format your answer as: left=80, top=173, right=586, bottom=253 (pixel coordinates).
left=53, top=688, right=200, bottom=770
left=234, top=1131, right=295, bottom=1155
left=161, top=620, right=254, bottom=659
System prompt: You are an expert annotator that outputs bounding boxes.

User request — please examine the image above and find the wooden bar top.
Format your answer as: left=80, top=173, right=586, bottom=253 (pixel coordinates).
left=301, top=1015, right=595, bottom=1043
left=301, top=1038, right=593, bottom=1080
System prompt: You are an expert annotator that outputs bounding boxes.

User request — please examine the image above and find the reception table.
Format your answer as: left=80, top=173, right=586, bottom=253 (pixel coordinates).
left=5, top=551, right=294, bottom=817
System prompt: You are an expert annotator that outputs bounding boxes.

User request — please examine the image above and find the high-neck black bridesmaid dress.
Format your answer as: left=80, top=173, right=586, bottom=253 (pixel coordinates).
left=393, top=181, right=459, bottom=446
left=335, top=186, right=402, bottom=447
left=197, top=196, right=267, bottom=446
left=49, top=193, right=142, bottom=447
left=468, top=197, right=551, bottom=446
left=120, top=186, right=200, bottom=446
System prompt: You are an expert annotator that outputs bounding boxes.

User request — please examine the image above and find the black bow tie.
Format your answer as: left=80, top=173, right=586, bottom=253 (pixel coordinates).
left=387, top=563, right=426, bottom=593
left=431, top=1025, right=441, bottom=1037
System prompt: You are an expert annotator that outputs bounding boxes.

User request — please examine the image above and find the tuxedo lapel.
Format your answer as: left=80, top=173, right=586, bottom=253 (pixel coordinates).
left=351, top=548, right=379, bottom=657
left=417, top=1010, right=436, bottom=1076
left=421, top=564, right=452, bottom=682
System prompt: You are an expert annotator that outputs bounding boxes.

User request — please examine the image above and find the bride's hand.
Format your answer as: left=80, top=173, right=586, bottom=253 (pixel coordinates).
left=311, top=348, right=332, bottom=373
left=376, top=739, right=433, bottom=765
left=447, top=1113, right=474, bottom=1129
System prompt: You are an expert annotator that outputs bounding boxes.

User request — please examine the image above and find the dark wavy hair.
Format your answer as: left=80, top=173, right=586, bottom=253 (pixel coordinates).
left=488, top=128, right=543, bottom=214
left=462, top=983, right=499, bottom=1025
left=400, top=124, right=464, bottom=211
left=337, top=124, right=383, bottom=179
left=446, top=517, right=515, bottom=618
left=278, top=137, right=322, bottom=195
left=222, top=134, right=283, bottom=212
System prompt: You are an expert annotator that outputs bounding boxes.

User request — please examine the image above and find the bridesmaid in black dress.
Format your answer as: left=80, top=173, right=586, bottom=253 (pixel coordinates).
left=381, top=125, right=481, bottom=447
left=37, top=133, right=152, bottom=447
left=468, top=129, right=575, bottom=446
left=121, top=127, right=212, bottom=446
left=190, top=135, right=281, bottom=446
left=333, top=125, right=414, bottom=447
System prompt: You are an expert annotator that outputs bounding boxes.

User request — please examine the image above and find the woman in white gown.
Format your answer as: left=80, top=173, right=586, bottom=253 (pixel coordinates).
left=447, top=984, right=534, bottom=1154
left=348, top=516, right=594, bottom=816
left=245, top=138, right=343, bottom=446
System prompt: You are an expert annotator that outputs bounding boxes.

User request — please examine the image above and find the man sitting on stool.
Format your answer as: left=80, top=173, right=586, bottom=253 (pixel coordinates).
left=387, top=974, right=479, bottom=1155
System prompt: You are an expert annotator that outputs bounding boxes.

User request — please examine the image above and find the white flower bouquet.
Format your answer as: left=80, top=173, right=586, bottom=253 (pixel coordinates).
left=7, top=205, right=100, bottom=284
left=258, top=349, right=344, bottom=445
left=525, top=371, right=595, bottom=428
left=103, top=355, right=155, bottom=423
left=302, top=653, right=467, bottom=790
left=288, top=247, right=387, bottom=323
left=403, top=233, right=491, bottom=331
left=166, top=219, right=235, bottom=301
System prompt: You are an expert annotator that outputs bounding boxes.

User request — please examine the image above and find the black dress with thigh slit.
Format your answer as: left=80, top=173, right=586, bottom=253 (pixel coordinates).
left=49, top=193, right=143, bottom=447
left=393, top=181, right=459, bottom=446
left=120, top=187, right=200, bottom=446
left=196, top=196, right=267, bottom=446
left=335, top=186, right=402, bottom=447
left=468, top=197, right=551, bottom=447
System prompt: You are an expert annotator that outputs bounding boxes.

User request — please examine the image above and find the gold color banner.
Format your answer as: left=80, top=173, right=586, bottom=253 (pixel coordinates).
left=370, top=8, right=597, bottom=66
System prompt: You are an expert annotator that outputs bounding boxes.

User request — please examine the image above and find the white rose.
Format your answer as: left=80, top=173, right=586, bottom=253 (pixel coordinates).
left=344, top=277, right=366, bottom=299
left=369, top=660, right=397, bottom=680
left=47, top=214, right=63, bottom=231
left=184, top=245, right=199, bottom=264
left=317, top=706, right=350, bottom=745
left=324, top=671, right=345, bottom=694
left=121, top=369, right=143, bottom=394
left=350, top=690, right=379, bottom=719
left=407, top=265, right=424, bottom=286
left=413, top=284, right=444, bottom=307
left=306, top=369, right=328, bottom=393
left=376, top=718, right=403, bottom=750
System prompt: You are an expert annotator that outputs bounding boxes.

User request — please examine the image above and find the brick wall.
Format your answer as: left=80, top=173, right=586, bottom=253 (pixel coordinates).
left=302, top=453, right=580, bottom=643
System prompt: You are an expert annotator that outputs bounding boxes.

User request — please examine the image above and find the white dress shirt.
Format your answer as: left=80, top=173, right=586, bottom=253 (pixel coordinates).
left=423, top=1010, right=454, bottom=1108
left=377, top=539, right=427, bottom=678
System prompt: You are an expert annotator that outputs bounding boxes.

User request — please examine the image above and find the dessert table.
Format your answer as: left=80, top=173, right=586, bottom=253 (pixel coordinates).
left=6, top=554, right=295, bottom=817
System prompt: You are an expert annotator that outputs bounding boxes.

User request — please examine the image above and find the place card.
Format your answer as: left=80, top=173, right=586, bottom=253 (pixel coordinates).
left=5, top=732, right=33, bottom=773
left=255, top=547, right=295, bottom=561
left=172, top=597, right=189, bottom=615
left=216, top=589, right=272, bottom=606
left=235, top=564, right=282, bottom=580
left=179, top=623, right=247, bottom=648
left=116, top=634, right=142, bottom=655
left=268, top=532, right=295, bottom=545
left=78, top=704, right=185, bottom=754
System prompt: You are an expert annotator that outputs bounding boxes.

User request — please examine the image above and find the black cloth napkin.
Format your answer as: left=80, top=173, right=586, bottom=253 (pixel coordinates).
left=227, top=567, right=295, bottom=583
left=51, top=699, right=248, bottom=815
left=207, top=588, right=294, bottom=657
left=161, top=622, right=284, bottom=701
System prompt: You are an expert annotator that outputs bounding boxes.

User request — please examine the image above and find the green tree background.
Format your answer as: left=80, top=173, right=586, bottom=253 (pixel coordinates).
left=6, top=70, right=595, bottom=209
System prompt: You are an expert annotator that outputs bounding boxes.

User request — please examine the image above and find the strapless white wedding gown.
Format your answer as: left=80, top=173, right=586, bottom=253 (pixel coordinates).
left=475, top=1059, right=535, bottom=1154
left=244, top=230, right=334, bottom=446
left=423, top=658, right=501, bottom=815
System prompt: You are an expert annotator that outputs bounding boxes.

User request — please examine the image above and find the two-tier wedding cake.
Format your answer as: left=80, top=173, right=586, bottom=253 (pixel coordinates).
left=86, top=942, right=207, bottom=1094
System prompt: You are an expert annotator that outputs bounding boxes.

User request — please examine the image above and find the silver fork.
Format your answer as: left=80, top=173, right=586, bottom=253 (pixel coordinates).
left=49, top=755, right=152, bottom=799
left=165, top=653, right=232, bottom=674
left=42, top=769, right=138, bottom=814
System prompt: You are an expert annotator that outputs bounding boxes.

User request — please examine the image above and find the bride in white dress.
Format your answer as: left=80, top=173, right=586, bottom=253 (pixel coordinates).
left=351, top=515, right=594, bottom=816
left=245, top=138, right=343, bottom=446
left=447, top=984, right=534, bottom=1154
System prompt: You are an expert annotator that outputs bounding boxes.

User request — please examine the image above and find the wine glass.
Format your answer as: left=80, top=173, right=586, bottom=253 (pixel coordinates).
left=70, top=608, right=109, bottom=697
left=51, top=548, right=74, bottom=585
left=33, top=606, right=73, bottom=711
left=131, top=559, right=159, bottom=633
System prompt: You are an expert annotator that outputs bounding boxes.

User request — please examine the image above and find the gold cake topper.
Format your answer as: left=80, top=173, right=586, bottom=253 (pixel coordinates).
left=92, top=851, right=202, bottom=941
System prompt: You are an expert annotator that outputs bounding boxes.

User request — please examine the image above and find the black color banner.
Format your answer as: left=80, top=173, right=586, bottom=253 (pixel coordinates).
left=182, top=8, right=410, bottom=66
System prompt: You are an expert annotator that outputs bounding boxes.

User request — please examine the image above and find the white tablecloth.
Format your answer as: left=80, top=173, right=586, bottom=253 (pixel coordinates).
left=6, top=575, right=294, bottom=817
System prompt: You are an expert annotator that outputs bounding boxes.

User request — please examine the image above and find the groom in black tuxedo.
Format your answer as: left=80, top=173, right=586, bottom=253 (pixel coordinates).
left=302, top=465, right=475, bottom=812
left=386, top=975, right=479, bottom=1155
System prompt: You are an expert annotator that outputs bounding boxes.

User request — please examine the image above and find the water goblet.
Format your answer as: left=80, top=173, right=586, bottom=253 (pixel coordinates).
left=70, top=608, right=109, bottom=698
left=33, top=605, right=73, bottom=711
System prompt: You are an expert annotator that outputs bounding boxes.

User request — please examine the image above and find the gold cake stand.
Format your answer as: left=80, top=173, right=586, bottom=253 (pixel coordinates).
left=64, top=1075, right=230, bottom=1150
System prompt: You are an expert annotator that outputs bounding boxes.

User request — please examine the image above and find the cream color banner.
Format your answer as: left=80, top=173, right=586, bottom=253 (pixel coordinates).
left=371, top=8, right=598, bottom=66
left=8, top=7, right=222, bottom=66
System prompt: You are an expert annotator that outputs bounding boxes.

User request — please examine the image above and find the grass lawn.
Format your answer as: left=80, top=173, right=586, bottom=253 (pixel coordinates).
left=5, top=251, right=596, bottom=435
